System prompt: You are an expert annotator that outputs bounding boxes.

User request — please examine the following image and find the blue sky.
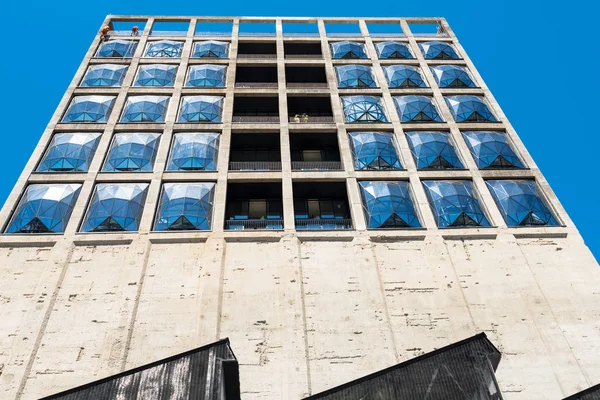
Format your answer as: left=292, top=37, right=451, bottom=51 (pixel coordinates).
left=1, top=0, right=598, bottom=259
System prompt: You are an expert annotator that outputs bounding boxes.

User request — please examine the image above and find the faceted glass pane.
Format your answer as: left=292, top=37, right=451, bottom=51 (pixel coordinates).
left=96, top=40, right=137, bottom=58
left=486, top=180, right=559, bottom=227
left=445, top=95, right=497, bottom=122
left=430, top=65, right=476, bottom=88
left=336, top=65, right=377, bottom=88
left=186, top=65, right=227, bottom=87
left=348, top=132, right=402, bottom=170
left=405, top=131, right=463, bottom=169
left=37, top=132, right=101, bottom=172
left=145, top=40, right=184, bottom=57
left=462, top=131, right=524, bottom=169
left=375, top=41, right=414, bottom=59
left=154, top=183, right=216, bottom=231
left=359, top=181, right=420, bottom=228
left=81, top=183, right=149, bottom=232
left=341, top=96, right=388, bottom=123
left=81, top=64, right=128, bottom=87
left=167, top=132, right=220, bottom=171
left=330, top=41, right=368, bottom=59
left=423, top=180, right=490, bottom=228
left=393, top=95, right=443, bottom=122
left=5, top=184, right=82, bottom=234
left=103, top=132, right=161, bottom=172
left=178, top=96, right=224, bottom=123
left=121, top=95, right=170, bottom=123
left=384, top=65, right=427, bottom=88
left=62, top=95, right=116, bottom=123
left=192, top=41, right=229, bottom=58
left=419, top=41, right=460, bottom=59
left=134, top=64, right=178, bottom=87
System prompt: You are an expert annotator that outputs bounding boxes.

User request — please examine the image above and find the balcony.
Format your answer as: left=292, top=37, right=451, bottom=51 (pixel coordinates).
left=286, top=66, right=328, bottom=89
left=225, top=219, right=283, bottom=230
left=237, top=42, right=277, bottom=59
left=288, top=116, right=334, bottom=123
left=229, top=161, right=282, bottom=171
left=225, top=183, right=283, bottom=230
left=295, top=218, right=353, bottom=230
left=293, top=182, right=352, bottom=230
left=232, top=116, right=280, bottom=123
left=233, top=96, right=279, bottom=124
left=288, top=96, right=334, bottom=124
left=291, top=161, right=342, bottom=171
left=235, top=66, right=278, bottom=89
left=229, top=132, right=281, bottom=170
left=291, top=133, right=342, bottom=170
left=284, top=42, right=323, bottom=59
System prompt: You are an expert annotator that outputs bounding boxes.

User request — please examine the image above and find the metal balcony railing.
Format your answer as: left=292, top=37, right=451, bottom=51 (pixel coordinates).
left=370, top=32, right=405, bottom=38
left=234, top=82, right=279, bottom=88
left=108, top=30, right=140, bottom=37
left=295, top=218, right=353, bottom=230
left=194, top=31, right=231, bottom=37
left=284, top=54, right=323, bottom=59
left=283, top=32, right=320, bottom=37
left=225, top=219, right=283, bottom=230
left=237, top=53, right=277, bottom=59
left=229, top=161, right=282, bottom=171
left=291, top=161, right=343, bottom=171
left=412, top=31, right=448, bottom=37
left=327, top=32, right=363, bottom=38
left=232, top=116, right=280, bottom=123
left=286, top=82, right=328, bottom=88
left=238, top=32, right=277, bottom=37
left=288, top=116, right=335, bottom=123
left=150, top=30, right=188, bottom=36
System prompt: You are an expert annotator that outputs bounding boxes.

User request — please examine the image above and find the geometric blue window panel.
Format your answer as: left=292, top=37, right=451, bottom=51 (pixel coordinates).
left=445, top=95, right=498, bottom=123
left=375, top=41, right=414, bottom=59
left=186, top=65, right=227, bottom=88
left=359, top=181, right=421, bottom=228
left=102, top=132, right=161, bottom=172
left=4, top=184, right=82, bottom=233
left=486, top=179, right=559, bottom=227
left=37, top=132, right=102, bottom=172
left=341, top=96, right=388, bottom=123
left=80, top=64, right=128, bottom=87
left=178, top=96, right=224, bottom=123
left=348, top=131, right=402, bottom=170
left=80, top=183, right=149, bottom=232
left=462, top=131, right=524, bottom=169
left=422, top=180, right=490, bottom=227
left=166, top=132, right=220, bottom=171
left=120, top=95, right=170, bottom=123
left=430, top=65, right=476, bottom=88
left=393, top=95, right=443, bottom=122
left=330, top=41, right=368, bottom=59
left=145, top=40, right=184, bottom=58
left=62, top=95, right=116, bottom=123
left=405, top=131, right=463, bottom=169
left=192, top=41, right=229, bottom=58
left=154, top=182, right=216, bottom=231
left=336, top=65, right=377, bottom=88
left=134, top=64, right=178, bottom=87
left=96, top=40, right=137, bottom=58
left=384, top=65, right=427, bottom=88
left=419, top=41, right=461, bottom=60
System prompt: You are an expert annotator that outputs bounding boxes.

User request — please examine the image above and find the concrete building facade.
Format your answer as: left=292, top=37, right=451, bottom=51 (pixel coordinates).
left=0, top=15, right=599, bottom=399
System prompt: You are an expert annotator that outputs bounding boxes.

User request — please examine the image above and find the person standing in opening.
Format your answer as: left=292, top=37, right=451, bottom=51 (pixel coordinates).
left=294, top=114, right=300, bottom=123
left=131, top=26, right=139, bottom=36
left=100, top=25, right=111, bottom=42
left=302, top=113, right=309, bottom=123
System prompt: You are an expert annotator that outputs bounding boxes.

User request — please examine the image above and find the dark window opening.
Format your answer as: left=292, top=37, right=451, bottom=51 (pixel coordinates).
left=235, top=66, right=278, bottom=88
left=290, top=133, right=341, bottom=170
left=237, top=42, right=277, bottom=58
left=293, top=182, right=352, bottom=230
left=284, top=42, right=323, bottom=59
left=285, top=67, right=327, bottom=88
left=225, top=183, right=283, bottom=230
left=229, top=133, right=281, bottom=171
left=288, top=96, right=333, bottom=123
left=233, top=96, right=279, bottom=123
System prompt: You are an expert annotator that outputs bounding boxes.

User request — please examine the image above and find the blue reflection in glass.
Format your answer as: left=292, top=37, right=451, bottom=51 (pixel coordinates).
left=37, top=132, right=101, bottom=172
left=81, top=64, right=128, bottom=87
left=419, top=41, right=460, bottom=59
left=486, top=180, right=558, bottom=226
left=134, top=64, right=178, bottom=87
left=154, top=183, right=216, bottom=231
left=192, top=40, right=229, bottom=58
left=405, top=131, right=463, bottom=169
left=167, top=132, right=220, bottom=171
left=384, top=65, right=426, bottom=88
left=375, top=41, right=414, bottom=59
left=336, top=65, right=377, bottom=88
left=186, top=65, right=227, bottom=87
left=331, top=41, right=368, bottom=59
left=341, top=95, right=388, bottom=123
left=423, top=180, right=490, bottom=227
left=348, top=132, right=402, bottom=170
left=145, top=40, right=184, bottom=57
left=393, top=95, right=443, bottom=122
left=359, top=181, right=420, bottom=228
left=103, top=132, right=160, bottom=172
left=121, top=95, right=170, bottom=122
left=445, top=95, right=497, bottom=122
left=178, top=96, right=224, bottom=123
left=462, top=131, right=524, bottom=169
left=430, top=65, right=475, bottom=88
left=62, top=96, right=116, bottom=123
left=96, top=40, right=137, bottom=58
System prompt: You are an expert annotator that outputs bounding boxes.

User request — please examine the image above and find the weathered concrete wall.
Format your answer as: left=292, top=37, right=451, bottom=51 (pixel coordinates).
left=1, top=234, right=598, bottom=400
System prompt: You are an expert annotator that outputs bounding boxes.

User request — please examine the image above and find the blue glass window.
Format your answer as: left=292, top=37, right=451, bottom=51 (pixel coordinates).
left=145, top=40, right=184, bottom=57
left=192, top=40, right=229, bottom=58
left=375, top=41, right=414, bottom=59
left=430, top=65, right=476, bottom=88
left=341, top=96, right=388, bottom=123
left=5, top=184, right=82, bottom=234
left=336, top=65, right=377, bottom=88
left=384, top=65, right=426, bottom=88
left=462, top=131, right=524, bottom=169
left=405, top=131, right=463, bottom=169
left=359, top=181, right=420, bottom=228
left=103, top=132, right=160, bottom=172
left=37, top=132, right=101, bottom=172
left=81, top=183, right=149, bottom=232
left=62, top=95, right=116, bottom=123
left=423, top=180, right=490, bottom=227
left=178, top=96, right=224, bottom=123
left=96, top=40, right=137, bottom=58
left=134, top=64, right=178, bottom=87
left=348, top=132, right=402, bottom=170
left=445, top=95, right=497, bottom=122
left=393, top=95, right=443, bottom=122
left=330, top=41, right=368, bottom=59
left=486, top=180, right=558, bottom=227
left=419, top=41, right=460, bottom=59
left=167, top=132, right=220, bottom=171
left=81, top=64, right=128, bottom=87
left=121, top=95, right=170, bottom=123
left=154, top=183, right=216, bottom=231
left=186, top=65, right=227, bottom=87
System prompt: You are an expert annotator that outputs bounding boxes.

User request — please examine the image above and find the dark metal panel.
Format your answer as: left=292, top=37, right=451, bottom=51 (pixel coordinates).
left=563, top=383, right=600, bottom=400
